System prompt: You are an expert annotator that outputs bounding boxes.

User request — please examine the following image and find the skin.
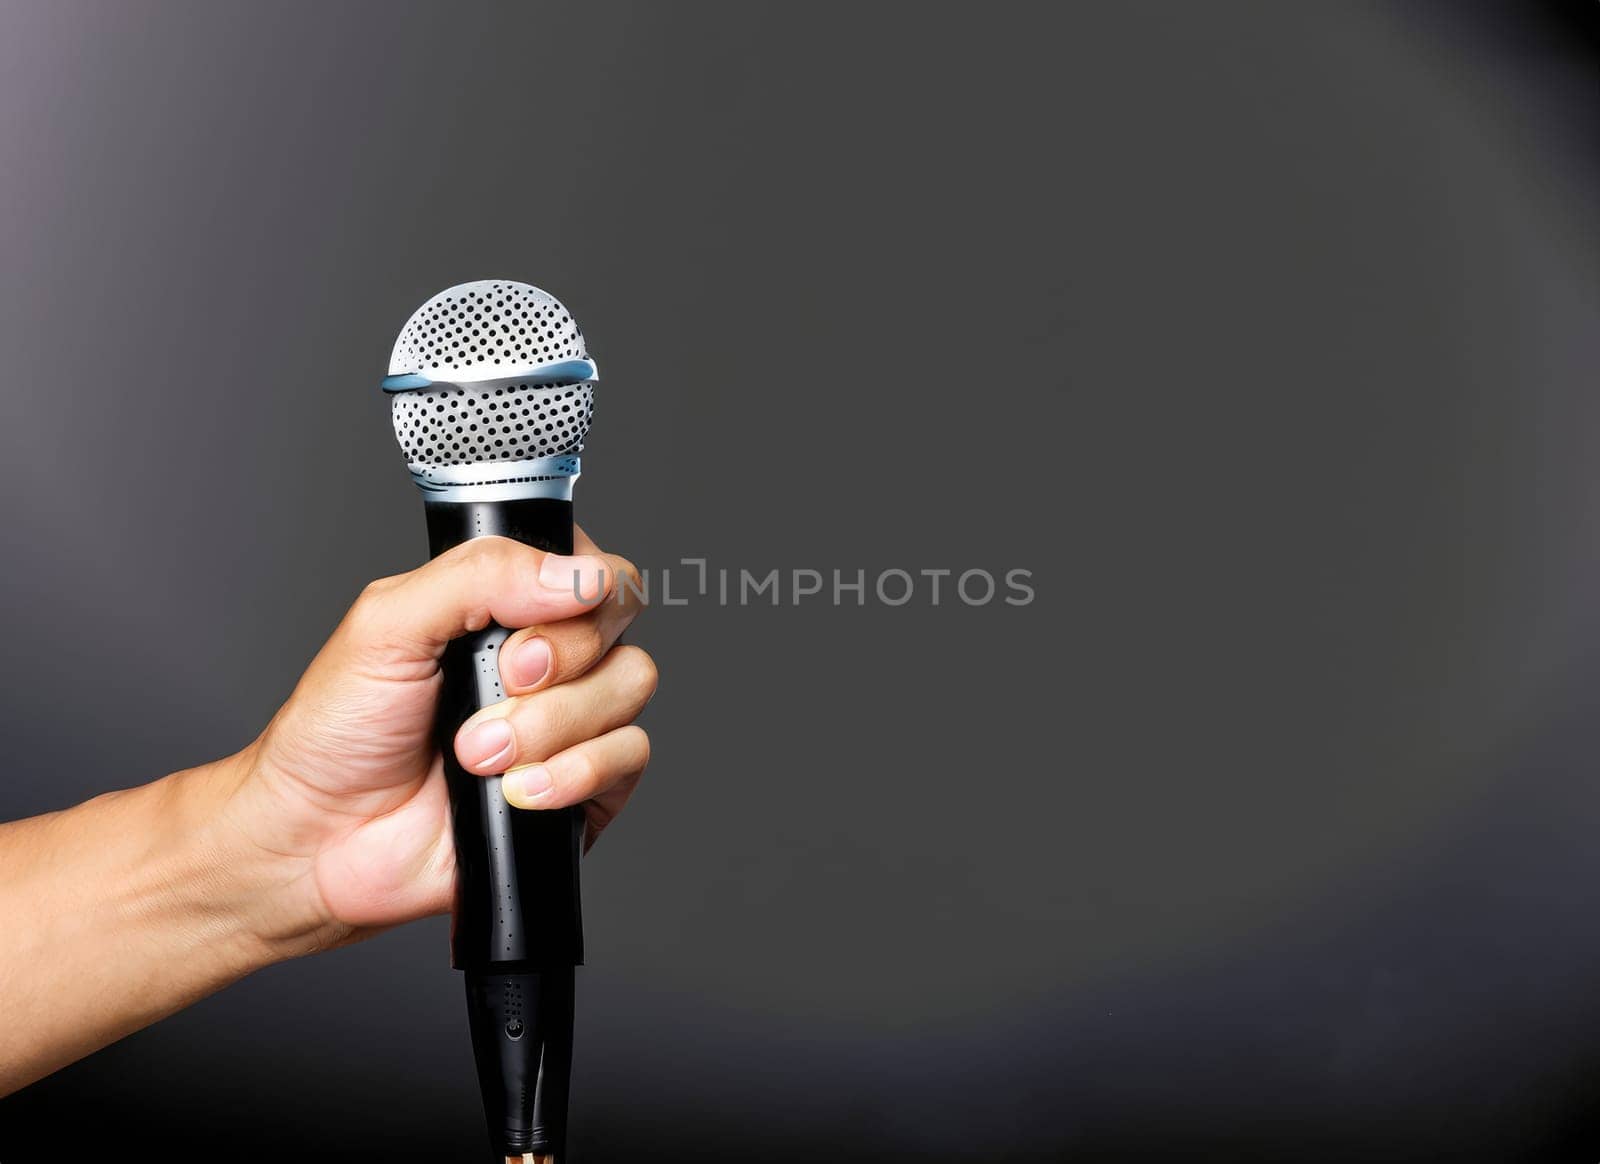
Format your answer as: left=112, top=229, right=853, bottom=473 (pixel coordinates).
left=0, top=528, right=655, bottom=1096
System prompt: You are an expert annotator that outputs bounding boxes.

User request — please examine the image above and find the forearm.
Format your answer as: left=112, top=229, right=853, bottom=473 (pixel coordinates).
left=0, top=535, right=652, bottom=1099
left=0, top=749, right=309, bottom=1094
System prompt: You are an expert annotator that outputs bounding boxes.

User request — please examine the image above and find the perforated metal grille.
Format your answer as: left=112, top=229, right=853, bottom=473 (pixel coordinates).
left=392, top=380, right=594, bottom=466
left=387, top=279, right=586, bottom=378
left=386, top=280, right=595, bottom=468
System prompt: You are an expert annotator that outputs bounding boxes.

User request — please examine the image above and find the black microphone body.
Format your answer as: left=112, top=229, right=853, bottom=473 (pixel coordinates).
left=426, top=496, right=583, bottom=1159
left=382, top=277, right=600, bottom=1160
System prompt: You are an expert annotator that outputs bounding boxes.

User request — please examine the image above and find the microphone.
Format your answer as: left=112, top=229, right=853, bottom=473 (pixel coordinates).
left=380, top=279, right=599, bottom=1162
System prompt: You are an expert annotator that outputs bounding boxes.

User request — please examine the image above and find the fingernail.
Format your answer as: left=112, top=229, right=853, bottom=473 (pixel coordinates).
left=503, top=764, right=554, bottom=807
left=539, top=554, right=607, bottom=601
left=507, top=636, right=552, bottom=688
left=459, top=718, right=514, bottom=771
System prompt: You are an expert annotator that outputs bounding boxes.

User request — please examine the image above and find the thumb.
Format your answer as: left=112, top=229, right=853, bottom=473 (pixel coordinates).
left=342, top=537, right=615, bottom=663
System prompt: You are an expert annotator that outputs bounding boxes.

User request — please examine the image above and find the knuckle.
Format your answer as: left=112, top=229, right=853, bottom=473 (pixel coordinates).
left=363, top=573, right=400, bottom=596
left=561, top=749, right=599, bottom=793
left=349, top=575, right=401, bottom=629
left=579, top=620, right=607, bottom=663
left=445, top=537, right=533, bottom=629
left=611, top=645, right=659, bottom=702
left=452, top=535, right=514, bottom=577
left=556, top=618, right=606, bottom=669
left=628, top=725, right=652, bottom=773
left=613, top=555, right=646, bottom=606
left=516, top=697, right=564, bottom=755
left=357, top=574, right=401, bottom=604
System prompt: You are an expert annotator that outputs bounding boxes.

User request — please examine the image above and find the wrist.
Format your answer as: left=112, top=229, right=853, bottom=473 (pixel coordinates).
left=160, top=746, right=351, bottom=974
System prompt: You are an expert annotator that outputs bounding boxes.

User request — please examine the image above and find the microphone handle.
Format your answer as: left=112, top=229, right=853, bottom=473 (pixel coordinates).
left=425, top=496, right=582, bottom=1160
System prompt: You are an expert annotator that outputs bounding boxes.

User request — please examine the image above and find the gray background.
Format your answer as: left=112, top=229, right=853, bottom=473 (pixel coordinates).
left=2, top=1, right=1598, bottom=1160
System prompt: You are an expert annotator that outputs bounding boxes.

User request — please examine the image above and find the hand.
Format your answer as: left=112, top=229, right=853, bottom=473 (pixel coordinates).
left=213, top=526, right=654, bottom=955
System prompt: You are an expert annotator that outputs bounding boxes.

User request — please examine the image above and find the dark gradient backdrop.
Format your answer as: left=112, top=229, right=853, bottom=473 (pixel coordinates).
left=2, top=2, right=1599, bottom=1160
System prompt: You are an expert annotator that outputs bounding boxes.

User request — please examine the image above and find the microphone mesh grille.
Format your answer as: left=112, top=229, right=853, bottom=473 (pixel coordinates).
left=392, top=380, right=595, bottom=466
left=387, top=280, right=585, bottom=378
left=386, top=279, right=595, bottom=469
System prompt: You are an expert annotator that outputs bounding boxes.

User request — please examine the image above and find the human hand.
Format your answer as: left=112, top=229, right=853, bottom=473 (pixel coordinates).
left=209, top=527, right=653, bottom=956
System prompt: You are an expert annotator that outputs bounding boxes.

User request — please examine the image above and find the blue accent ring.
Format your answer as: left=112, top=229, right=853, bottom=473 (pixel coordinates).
left=381, top=373, right=434, bottom=391
left=380, top=357, right=598, bottom=394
